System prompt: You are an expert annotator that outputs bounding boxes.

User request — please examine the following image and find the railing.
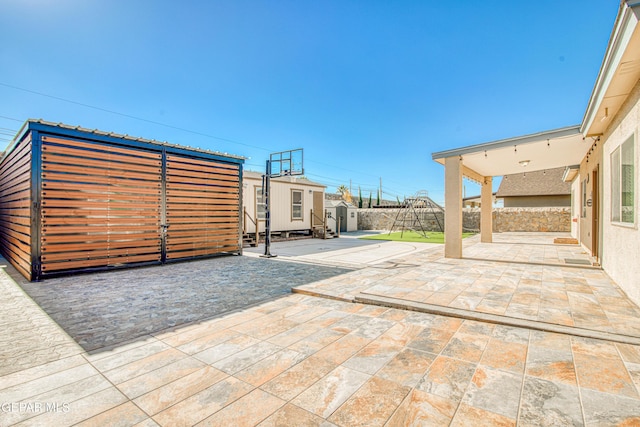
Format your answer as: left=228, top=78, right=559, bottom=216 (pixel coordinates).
left=326, top=212, right=341, bottom=238
left=310, top=209, right=340, bottom=239
left=243, top=207, right=259, bottom=243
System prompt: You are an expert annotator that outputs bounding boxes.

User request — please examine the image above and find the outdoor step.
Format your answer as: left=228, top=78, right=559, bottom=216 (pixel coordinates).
left=353, top=293, right=640, bottom=346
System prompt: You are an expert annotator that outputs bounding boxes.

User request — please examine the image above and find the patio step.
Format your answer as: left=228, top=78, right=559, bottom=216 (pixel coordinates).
left=353, top=293, right=640, bottom=346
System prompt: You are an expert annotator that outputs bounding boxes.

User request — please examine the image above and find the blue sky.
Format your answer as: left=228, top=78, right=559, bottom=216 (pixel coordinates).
left=0, top=1, right=618, bottom=204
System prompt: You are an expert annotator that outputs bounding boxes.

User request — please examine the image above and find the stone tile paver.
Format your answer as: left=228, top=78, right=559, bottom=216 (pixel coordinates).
left=2, top=233, right=640, bottom=425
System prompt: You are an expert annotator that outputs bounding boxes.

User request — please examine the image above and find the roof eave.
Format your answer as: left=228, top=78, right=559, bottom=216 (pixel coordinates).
left=431, top=125, right=581, bottom=161
left=581, top=1, right=640, bottom=136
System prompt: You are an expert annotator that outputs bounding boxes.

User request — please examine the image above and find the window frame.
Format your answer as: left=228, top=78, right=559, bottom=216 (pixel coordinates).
left=291, top=189, right=303, bottom=221
left=581, top=178, right=587, bottom=218
left=255, top=186, right=266, bottom=221
left=610, top=134, right=635, bottom=226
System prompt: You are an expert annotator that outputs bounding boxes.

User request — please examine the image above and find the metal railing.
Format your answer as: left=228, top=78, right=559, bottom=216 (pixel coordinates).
left=243, top=207, right=259, bottom=244
left=310, top=209, right=340, bottom=239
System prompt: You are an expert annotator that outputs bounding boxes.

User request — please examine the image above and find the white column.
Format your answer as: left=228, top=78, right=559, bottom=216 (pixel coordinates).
left=481, top=176, right=493, bottom=243
left=444, top=156, right=463, bottom=258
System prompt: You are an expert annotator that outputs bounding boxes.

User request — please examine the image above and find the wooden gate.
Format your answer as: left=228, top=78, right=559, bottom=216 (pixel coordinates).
left=165, top=154, right=240, bottom=260
left=38, top=137, right=242, bottom=277
left=40, top=136, right=163, bottom=274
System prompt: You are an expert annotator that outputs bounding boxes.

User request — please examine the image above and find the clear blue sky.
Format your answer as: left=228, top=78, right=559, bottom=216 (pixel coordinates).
left=0, top=0, right=618, bottom=204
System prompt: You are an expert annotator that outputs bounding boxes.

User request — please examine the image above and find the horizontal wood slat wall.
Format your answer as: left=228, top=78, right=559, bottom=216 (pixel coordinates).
left=166, top=154, right=240, bottom=260
left=40, top=136, right=162, bottom=273
left=0, top=136, right=32, bottom=279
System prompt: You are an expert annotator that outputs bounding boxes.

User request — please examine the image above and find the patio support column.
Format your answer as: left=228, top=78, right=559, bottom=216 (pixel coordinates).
left=481, top=176, right=493, bottom=243
left=444, top=156, right=463, bottom=258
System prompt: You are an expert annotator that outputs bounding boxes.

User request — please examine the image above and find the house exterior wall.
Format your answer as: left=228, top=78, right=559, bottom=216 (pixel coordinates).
left=600, top=79, right=640, bottom=305
left=242, top=175, right=324, bottom=234
left=503, top=195, right=570, bottom=207
left=578, top=140, right=603, bottom=256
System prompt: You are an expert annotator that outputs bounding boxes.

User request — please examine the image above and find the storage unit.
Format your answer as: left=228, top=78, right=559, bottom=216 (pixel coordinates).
left=0, top=120, right=244, bottom=281
left=325, top=200, right=358, bottom=232
left=242, top=171, right=325, bottom=235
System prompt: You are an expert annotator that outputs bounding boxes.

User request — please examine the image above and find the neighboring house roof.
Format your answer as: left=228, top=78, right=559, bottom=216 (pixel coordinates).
left=496, top=167, right=570, bottom=198
left=243, top=170, right=326, bottom=188
left=463, top=193, right=497, bottom=203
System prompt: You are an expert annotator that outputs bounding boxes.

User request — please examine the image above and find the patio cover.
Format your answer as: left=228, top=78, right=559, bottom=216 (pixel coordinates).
left=431, top=126, right=590, bottom=258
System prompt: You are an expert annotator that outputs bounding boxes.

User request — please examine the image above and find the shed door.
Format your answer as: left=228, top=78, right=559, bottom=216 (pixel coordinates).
left=337, top=205, right=347, bottom=232
left=313, top=191, right=323, bottom=226
left=40, top=136, right=162, bottom=274
left=165, top=154, right=240, bottom=260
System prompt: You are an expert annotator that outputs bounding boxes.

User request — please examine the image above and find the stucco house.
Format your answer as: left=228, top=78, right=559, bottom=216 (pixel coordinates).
left=432, top=0, right=640, bottom=305
left=242, top=171, right=326, bottom=239
left=496, top=167, right=571, bottom=207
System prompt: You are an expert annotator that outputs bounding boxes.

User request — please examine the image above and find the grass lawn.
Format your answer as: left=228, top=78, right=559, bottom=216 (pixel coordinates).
left=359, top=231, right=475, bottom=244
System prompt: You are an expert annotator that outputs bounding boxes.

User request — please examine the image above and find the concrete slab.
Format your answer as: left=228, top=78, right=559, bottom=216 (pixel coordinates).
left=244, top=231, right=441, bottom=268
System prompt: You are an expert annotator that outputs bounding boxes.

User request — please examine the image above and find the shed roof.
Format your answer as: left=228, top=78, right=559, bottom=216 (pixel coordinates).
left=243, top=170, right=326, bottom=188
left=326, top=200, right=356, bottom=208
left=496, top=167, right=570, bottom=197
left=6, top=119, right=245, bottom=162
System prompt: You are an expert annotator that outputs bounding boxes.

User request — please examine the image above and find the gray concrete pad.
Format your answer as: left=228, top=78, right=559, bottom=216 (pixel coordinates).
left=244, top=231, right=441, bottom=268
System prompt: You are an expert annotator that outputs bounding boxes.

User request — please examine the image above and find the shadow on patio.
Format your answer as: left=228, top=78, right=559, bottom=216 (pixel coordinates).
left=16, top=256, right=353, bottom=353
left=293, top=232, right=640, bottom=344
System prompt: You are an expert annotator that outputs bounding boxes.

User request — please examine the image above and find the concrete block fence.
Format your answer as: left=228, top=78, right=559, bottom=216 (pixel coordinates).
left=356, top=207, right=570, bottom=233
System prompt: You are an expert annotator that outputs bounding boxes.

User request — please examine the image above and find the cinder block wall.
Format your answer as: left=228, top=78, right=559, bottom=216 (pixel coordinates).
left=357, top=207, right=570, bottom=233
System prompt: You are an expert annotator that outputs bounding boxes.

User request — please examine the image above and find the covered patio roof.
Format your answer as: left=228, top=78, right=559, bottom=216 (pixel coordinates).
left=431, top=125, right=589, bottom=179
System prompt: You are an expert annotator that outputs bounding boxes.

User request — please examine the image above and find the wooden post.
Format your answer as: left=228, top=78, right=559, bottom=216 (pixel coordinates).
left=337, top=216, right=341, bottom=237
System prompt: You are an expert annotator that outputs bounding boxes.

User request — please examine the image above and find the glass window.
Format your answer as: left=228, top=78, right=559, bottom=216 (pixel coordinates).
left=611, top=135, right=635, bottom=224
left=582, top=179, right=587, bottom=218
left=292, top=190, right=303, bottom=220
left=256, top=187, right=265, bottom=220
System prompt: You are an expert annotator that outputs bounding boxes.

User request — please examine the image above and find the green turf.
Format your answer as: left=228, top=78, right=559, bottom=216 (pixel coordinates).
left=359, top=231, right=475, bottom=244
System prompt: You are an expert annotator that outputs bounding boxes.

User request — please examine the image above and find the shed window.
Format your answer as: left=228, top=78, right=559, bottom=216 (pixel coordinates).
left=292, top=190, right=303, bottom=220
left=256, top=187, right=266, bottom=220
left=611, top=136, right=635, bottom=224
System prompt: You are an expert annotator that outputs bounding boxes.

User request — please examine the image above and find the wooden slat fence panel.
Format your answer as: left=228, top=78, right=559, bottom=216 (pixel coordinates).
left=40, top=136, right=162, bottom=273
left=0, top=136, right=32, bottom=279
left=166, top=154, right=240, bottom=260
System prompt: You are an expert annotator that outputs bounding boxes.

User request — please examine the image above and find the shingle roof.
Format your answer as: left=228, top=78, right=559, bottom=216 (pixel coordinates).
left=496, top=167, right=570, bottom=197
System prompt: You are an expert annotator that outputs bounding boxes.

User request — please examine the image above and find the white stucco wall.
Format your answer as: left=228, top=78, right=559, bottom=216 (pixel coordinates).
left=601, top=80, right=640, bottom=305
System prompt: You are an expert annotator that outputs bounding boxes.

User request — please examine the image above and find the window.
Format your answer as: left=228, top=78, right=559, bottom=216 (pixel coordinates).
left=581, top=178, right=587, bottom=218
left=611, top=135, right=635, bottom=224
left=256, top=187, right=265, bottom=220
left=291, top=190, right=303, bottom=220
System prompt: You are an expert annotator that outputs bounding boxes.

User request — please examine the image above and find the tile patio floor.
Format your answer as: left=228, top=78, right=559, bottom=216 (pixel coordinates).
left=294, top=233, right=640, bottom=340
left=1, top=232, right=640, bottom=425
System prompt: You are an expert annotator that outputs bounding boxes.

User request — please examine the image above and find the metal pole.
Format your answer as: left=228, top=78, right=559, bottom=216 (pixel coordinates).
left=261, top=160, right=276, bottom=258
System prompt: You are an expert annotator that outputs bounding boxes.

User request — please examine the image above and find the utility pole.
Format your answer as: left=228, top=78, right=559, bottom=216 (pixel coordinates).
left=350, top=179, right=352, bottom=196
